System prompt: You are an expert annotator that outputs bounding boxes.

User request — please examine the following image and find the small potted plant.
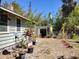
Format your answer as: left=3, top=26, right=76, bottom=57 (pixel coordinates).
left=27, top=43, right=34, bottom=53
left=32, top=40, right=36, bottom=45
left=14, top=51, right=27, bottom=59
left=19, top=51, right=27, bottom=59
left=16, top=38, right=28, bottom=49
left=32, top=36, right=36, bottom=45
left=27, top=46, right=33, bottom=53
left=32, top=32, right=37, bottom=45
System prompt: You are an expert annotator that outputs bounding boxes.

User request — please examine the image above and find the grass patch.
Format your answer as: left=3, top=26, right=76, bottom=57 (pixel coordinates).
left=71, top=34, right=79, bottom=48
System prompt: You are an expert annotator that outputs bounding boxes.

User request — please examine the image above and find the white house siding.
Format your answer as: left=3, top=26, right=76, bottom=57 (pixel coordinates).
left=0, top=7, right=28, bottom=51
left=8, top=15, right=16, bottom=32
left=0, top=15, right=16, bottom=50
left=21, top=20, right=26, bottom=32
left=0, top=17, right=26, bottom=51
left=0, top=33, right=15, bottom=51
left=16, top=20, right=26, bottom=42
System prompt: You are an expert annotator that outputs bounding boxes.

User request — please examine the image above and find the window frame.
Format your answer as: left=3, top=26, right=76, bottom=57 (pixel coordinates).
left=0, top=14, right=9, bottom=33
left=16, top=19, right=21, bottom=32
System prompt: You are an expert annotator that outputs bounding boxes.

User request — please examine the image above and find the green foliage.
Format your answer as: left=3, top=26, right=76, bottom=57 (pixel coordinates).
left=54, top=15, right=62, bottom=31
left=62, top=23, right=66, bottom=38
left=62, top=0, right=73, bottom=3
left=53, top=1, right=78, bottom=38
left=25, top=2, right=49, bottom=27
left=33, top=13, right=43, bottom=26
left=72, top=33, right=79, bottom=40
left=25, top=20, right=35, bottom=28
left=61, top=0, right=76, bottom=17
left=65, top=5, right=79, bottom=33
left=72, top=5, right=79, bottom=16
left=48, top=12, right=53, bottom=25
left=12, top=1, right=24, bottom=15
left=40, top=19, right=48, bottom=26
left=2, top=1, right=24, bottom=15
left=19, top=39, right=27, bottom=48
left=53, top=10, right=63, bottom=32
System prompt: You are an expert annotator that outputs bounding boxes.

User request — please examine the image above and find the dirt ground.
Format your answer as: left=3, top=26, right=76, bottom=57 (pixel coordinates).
left=27, top=38, right=79, bottom=59
left=0, top=38, right=79, bottom=59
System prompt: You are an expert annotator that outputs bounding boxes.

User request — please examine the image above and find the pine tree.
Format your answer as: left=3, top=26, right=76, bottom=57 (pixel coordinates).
left=62, top=0, right=76, bottom=17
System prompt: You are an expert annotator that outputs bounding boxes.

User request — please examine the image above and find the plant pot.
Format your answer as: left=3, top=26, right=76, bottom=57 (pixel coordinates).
left=15, top=52, right=27, bottom=59
left=2, top=50, right=10, bottom=55
left=16, top=44, right=22, bottom=48
left=19, top=52, right=27, bottom=59
left=27, top=47, right=33, bottom=53
left=57, top=56, right=64, bottom=59
left=32, top=41, right=36, bottom=45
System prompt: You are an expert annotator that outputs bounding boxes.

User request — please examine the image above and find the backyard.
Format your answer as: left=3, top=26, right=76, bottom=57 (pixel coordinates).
left=26, top=38, right=79, bottom=59
left=0, top=38, right=79, bottom=59
left=0, top=0, right=79, bottom=59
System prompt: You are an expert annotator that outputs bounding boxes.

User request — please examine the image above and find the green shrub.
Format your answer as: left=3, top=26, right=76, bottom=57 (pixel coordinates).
left=72, top=33, right=79, bottom=40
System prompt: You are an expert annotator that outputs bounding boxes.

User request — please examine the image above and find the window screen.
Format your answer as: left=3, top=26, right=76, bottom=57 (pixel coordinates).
left=0, top=14, right=7, bottom=32
left=17, top=19, right=20, bottom=31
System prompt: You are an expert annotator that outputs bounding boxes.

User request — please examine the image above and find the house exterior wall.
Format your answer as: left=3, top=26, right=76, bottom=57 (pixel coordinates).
left=0, top=33, right=15, bottom=49
left=21, top=20, right=26, bottom=32
left=0, top=14, right=26, bottom=51
left=8, top=15, right=16, bottom=32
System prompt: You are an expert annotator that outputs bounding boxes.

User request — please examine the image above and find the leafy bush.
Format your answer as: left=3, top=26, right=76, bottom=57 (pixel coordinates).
left=72, top=33, right=79, bottom=40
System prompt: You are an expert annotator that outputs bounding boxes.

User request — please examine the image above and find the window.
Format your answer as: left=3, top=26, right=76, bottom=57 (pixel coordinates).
left=0, top=14, right=7, bottom=32
left=17, top=19, right=20, bottom=31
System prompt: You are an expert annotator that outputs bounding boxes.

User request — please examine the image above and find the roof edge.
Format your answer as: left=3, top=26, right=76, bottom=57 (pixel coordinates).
left=0, top=6, right=28, bottom=20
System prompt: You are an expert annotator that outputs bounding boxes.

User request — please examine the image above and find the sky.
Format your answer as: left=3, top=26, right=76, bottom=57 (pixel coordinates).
left=1, top=0, right=79, bottom=16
